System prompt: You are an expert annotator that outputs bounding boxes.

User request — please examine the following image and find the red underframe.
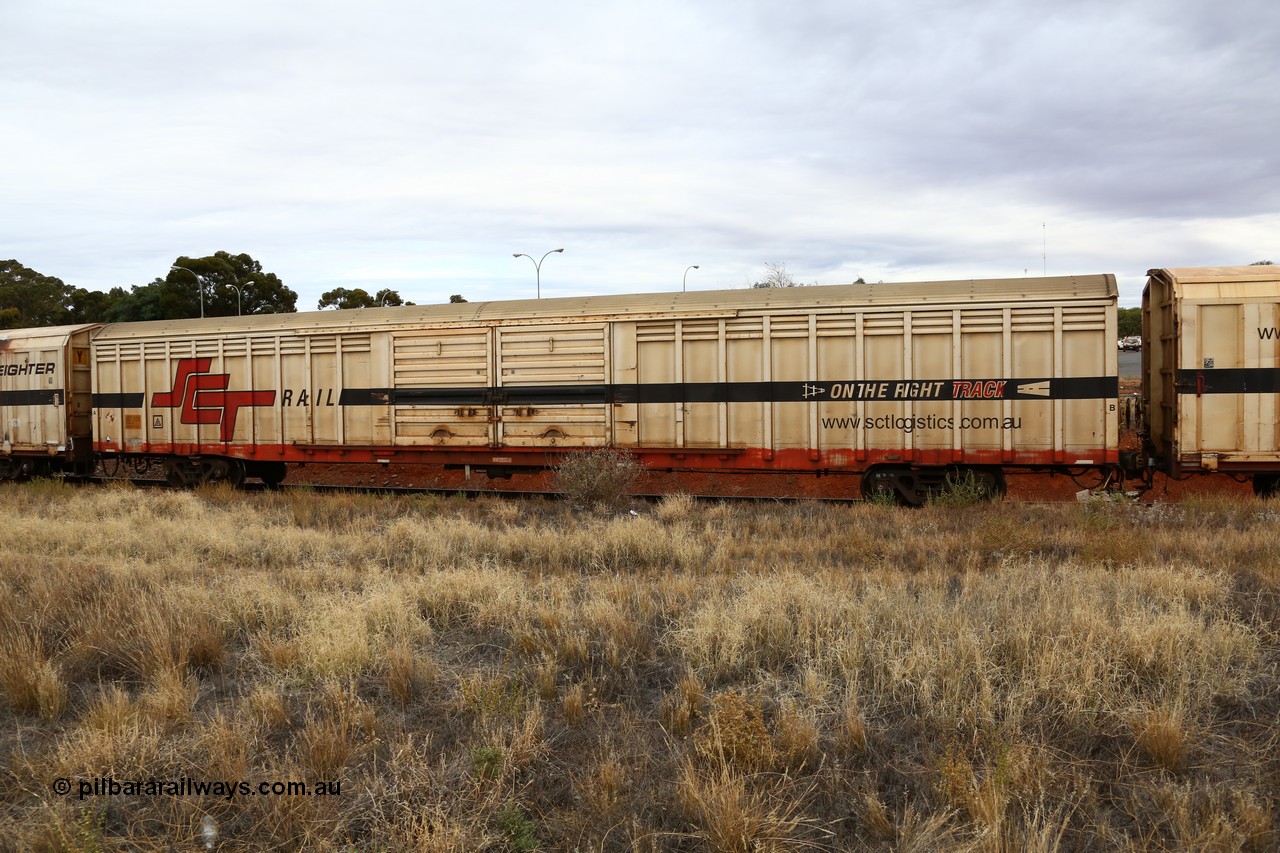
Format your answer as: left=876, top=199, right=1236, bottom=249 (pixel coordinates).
left=93, top=442, right=1118, bottom=471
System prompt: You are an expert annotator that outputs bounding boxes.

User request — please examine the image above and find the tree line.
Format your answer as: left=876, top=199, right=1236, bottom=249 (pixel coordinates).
left=0, top=253, right=415, bottom=329
left=5, top=255, right=1270, bottom=331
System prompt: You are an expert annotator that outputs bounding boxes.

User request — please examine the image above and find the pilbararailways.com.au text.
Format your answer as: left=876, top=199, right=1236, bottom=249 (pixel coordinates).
left=53, top=776, right=341, bottom=801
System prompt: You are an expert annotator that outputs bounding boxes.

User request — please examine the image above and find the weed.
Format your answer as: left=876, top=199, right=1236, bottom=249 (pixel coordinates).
left=677, top=762, right=818, bottom=852
left=561, top=683, right=586, bottom=725
left=495, top=803, right=541, bottom=852
left=863, top=486, right=901, bottom=508
left=245, top=684, right=290, bottom=729
left=928, top=469, right=1000, bottom=507
left=0, top=631, right=66, bottom=720
left=553, top=446, right=641, bottom=511
left=383, top=641, right=438, bottom=706
left=655, top=492, right=697, bottom=523
left=1134, top=706, right=1190, bottom=773
left=835, top=692, right=869, bottom=757
left=55, top=806, right=107, bottom=853
left=695, top=691, right=775, bottom=772
left=773, top=702, right=820, bottom=771
left=458, top=671, right=529, bottom=722
left=472, top=745, right=505, bottom=780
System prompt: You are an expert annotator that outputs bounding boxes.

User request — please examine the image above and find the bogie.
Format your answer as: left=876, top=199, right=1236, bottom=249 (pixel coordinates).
left=861, top=465, right=1006, bottom=507
left=162, top=457, right=246, bottom=489
left=1253, top=473, right=1280, bottom=498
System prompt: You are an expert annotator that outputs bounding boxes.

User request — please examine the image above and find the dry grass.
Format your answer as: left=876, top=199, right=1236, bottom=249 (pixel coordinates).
left=0, top=483, right=1277, bottom=850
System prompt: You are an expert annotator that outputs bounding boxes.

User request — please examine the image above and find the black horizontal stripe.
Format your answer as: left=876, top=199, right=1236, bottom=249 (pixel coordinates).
left=0, top=389, right=64, bottom=406
left=1175, top=368, right=1280, bottom=395
left=92, top=392, right=146, bottom=408
left=337, top=376, right=1118, bottom=407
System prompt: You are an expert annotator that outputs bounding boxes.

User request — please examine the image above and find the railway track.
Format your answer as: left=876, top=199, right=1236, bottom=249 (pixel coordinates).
left=62, top=474, right=1169, bottom=508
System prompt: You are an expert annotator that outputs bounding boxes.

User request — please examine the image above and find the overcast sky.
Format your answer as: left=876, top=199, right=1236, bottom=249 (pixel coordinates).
left=3, top=0, right=1277, bottom=309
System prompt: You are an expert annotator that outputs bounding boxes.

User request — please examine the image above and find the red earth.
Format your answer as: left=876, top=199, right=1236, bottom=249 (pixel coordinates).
left=285, top=454, right=1254, bottom=503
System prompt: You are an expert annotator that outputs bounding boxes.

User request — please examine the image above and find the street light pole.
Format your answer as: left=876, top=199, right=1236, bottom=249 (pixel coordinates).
left=512, top=248, right=564, bottom=299
left=224, top=283, right=241, bottom=316
left=683, top=265, right=700, bottom=292
left=170, top=265, right=205, bottom=319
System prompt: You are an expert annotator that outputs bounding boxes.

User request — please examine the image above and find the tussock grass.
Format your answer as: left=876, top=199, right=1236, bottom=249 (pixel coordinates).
left=0, top=484, right=1277, bottom=850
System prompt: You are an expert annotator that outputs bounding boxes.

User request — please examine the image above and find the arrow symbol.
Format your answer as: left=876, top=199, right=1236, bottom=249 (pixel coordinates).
left=802, top=383, right=827, bottom=398
left=1015, top=381, right=1051, bottom=397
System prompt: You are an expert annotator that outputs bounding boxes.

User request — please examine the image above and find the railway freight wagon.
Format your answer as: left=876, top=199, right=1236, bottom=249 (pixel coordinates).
left=1142, top=266, right=1280, bottom=495
left=0, top=324, right=96, bottom=479
left=88, top=274, right=1119, bottom=502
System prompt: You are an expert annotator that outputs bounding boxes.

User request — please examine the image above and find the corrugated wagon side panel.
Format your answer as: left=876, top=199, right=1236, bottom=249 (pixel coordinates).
left=341, top=334, right=378, bottom=446
left=93, top=340, right=146, bottom=453
left=909, top=311, right=955, bottom=458
left=496, top=323, right=609, bottom=448
left=1007, top=307, right=1052, bottom=454
left=770, top=315, right=810, bottom=451
left=392, top=329, right=493, bottom=447
left=636, top=321, right=677, bottom=448
left=681, top=320, right=720, bottom=448
left=1145, top=267, right=1280, bottom=474
left=815, top=315, right=857, bottom=462
left=1, top=326, right=99, bottom=475
left=1191, top=304, right=1243, bottom=453
left=250, top=336, right=282, bottom=446
left=860, top=312, right=907, bottom=456
left=726, top=319, right=765, bottom=450
left=2, top=341, right=64, bottom=450
left=1060, top=306, right=1114, bottom=459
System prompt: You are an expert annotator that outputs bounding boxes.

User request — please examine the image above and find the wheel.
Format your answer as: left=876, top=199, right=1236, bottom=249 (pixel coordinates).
left=1253, top=473, right=1280, bottom=498
left=223, top=460, right=245, bottom=489
left=255, top=462, right=288, bottom=489
left=201, top=458, right=245, bottom=488
left=861, top=467, right=909, bottom=505
left=164, top=459, right=190, bottom=488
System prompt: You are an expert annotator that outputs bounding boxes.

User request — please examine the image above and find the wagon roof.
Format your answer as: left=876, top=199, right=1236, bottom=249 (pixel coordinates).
left=1147, top=266, right=1280, bottom=300
left=0, top=323, right=99, bottom=345
left=1150, top=266, right=1280, bottom=283
left=92, top=273, right=1117, bottom=339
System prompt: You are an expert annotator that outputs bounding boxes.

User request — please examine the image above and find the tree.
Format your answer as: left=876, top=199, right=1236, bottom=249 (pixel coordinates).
left=109, top=252, right=297, bottom=321
left=449, top=294, right=468, bottom=303
left=212, top=252, right=297, bottom=316
left=317, top=287, right=409, bottom=310
left=1117, top=307, right=1142, bottom=337
left=66, top=287, right=124, bottom=324
left=375, top=289, right=412, bottom=307
left=1250, top=260, right=1275, bottom=265
left=106, top=277, right=190, bottom=322
left=318, top=287, right=375, bottom=309
left=751, top=262, right=810, bottom=288
left=0, top=260, right=75, bottom=327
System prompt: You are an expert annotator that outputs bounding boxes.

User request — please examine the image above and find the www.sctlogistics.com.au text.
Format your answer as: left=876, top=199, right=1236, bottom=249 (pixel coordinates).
left=820, top=415, right=1022, bottom=433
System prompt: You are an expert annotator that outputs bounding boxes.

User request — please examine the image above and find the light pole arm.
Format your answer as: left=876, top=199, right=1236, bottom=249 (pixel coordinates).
left=170, top=265, right=205, bottom=319
left=224, top=283, right=241, bottom=316
left=683, top=265, right=700, bottom=292
left=512, top=248, right=564, bottom=299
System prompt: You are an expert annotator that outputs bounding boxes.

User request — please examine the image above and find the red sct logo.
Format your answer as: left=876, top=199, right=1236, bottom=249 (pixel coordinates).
left=152, top=358, right=275, bottom=441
